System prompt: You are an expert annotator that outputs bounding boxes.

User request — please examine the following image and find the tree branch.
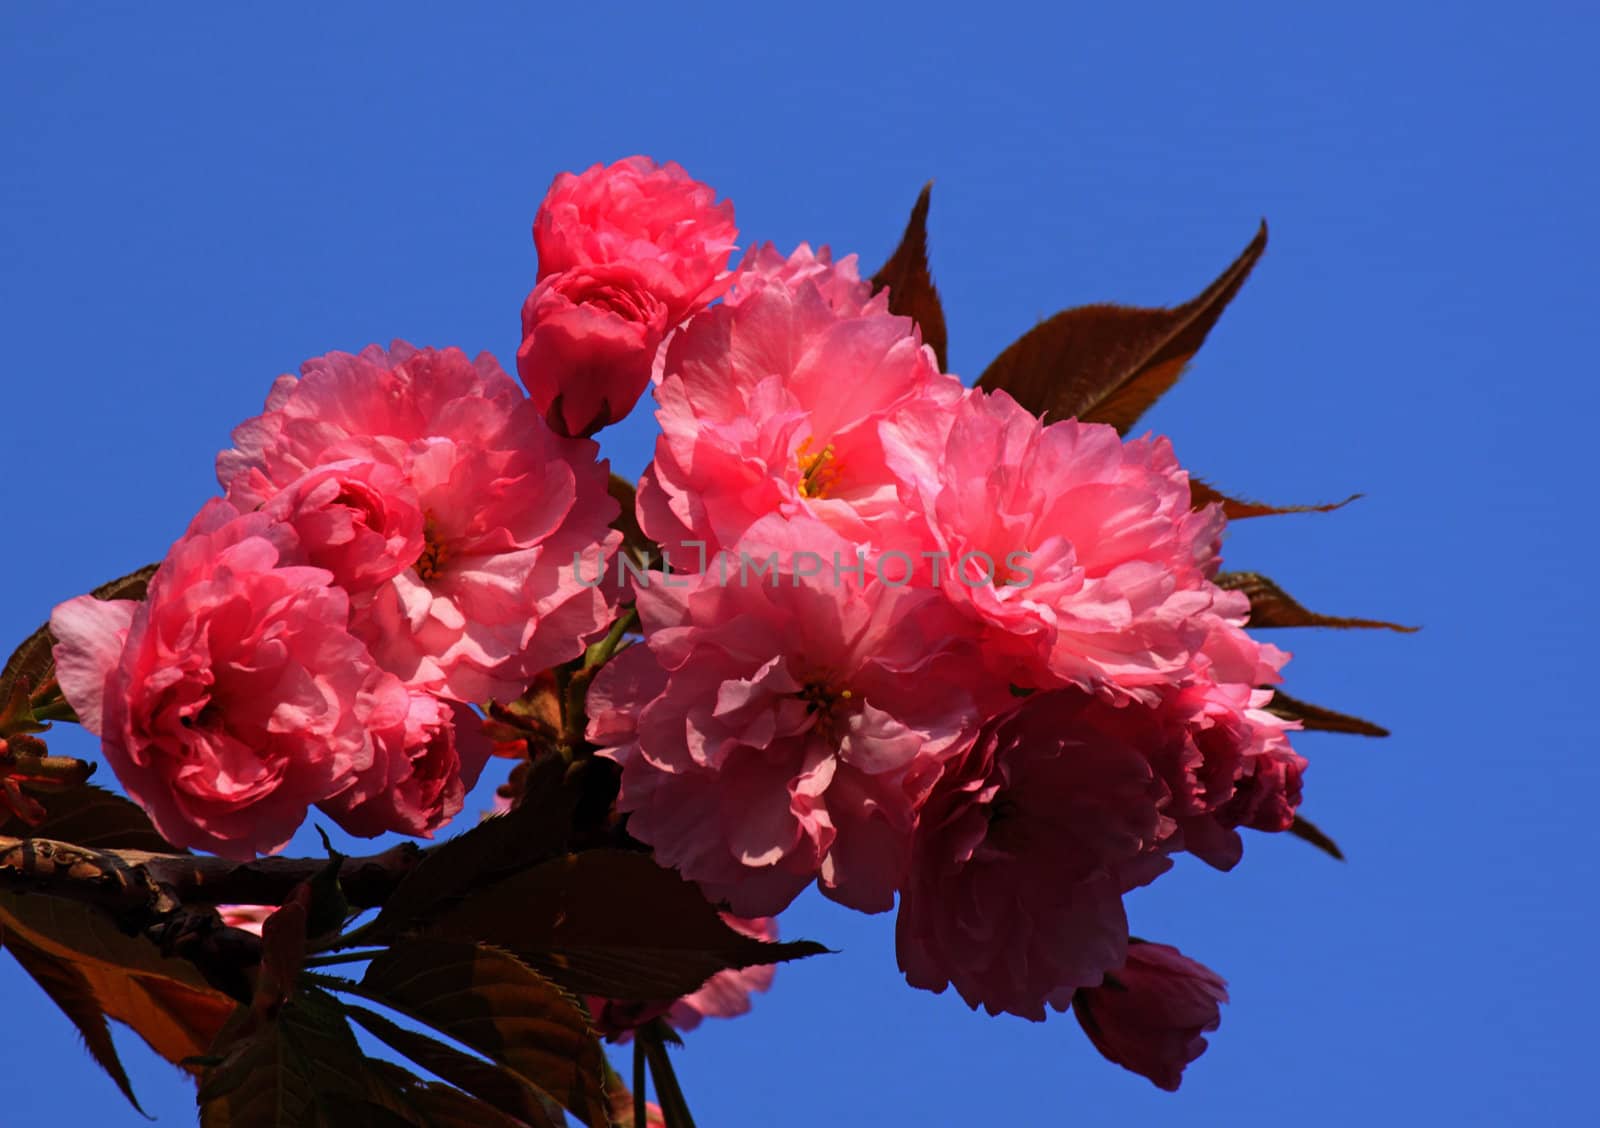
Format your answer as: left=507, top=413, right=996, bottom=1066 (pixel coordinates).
left=0, top=835, right=424, bottom=917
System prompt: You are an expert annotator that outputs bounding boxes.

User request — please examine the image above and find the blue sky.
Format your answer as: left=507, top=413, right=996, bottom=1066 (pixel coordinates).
left=2, top=3, right=1595, bottom=1124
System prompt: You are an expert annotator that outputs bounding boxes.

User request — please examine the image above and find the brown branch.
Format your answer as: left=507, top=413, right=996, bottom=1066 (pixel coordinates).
left=0, top=835, right=424, bottom=916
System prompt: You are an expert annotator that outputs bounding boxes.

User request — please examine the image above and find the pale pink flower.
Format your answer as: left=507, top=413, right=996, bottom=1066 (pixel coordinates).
left=517, top=263, right=671, bottom=437
left=217, top=342, right=524, bottom=511
left=724, top=242, right=884, bottom=317
left=587, top=518, right=994, bottom=916
left=50, top=501, right=380, bottom=858
left=533, top=156, right=736, bottom=322
left=218, top=905, right=273, bottom=936
left=319, top=690, right=491, bottom=838
left=895, top=689, right=1175, bottom=1021
left=217, top=341, right=621, bottom=704
left=899, top=388, right=1230, bottom=692
left=636, top=283, right=963, bottom=563
left=348, top=409, right=620, bottom=704
left=586, top=914, right=779, bottom=1039
left=1073, top=941, right=1229, bottom=1091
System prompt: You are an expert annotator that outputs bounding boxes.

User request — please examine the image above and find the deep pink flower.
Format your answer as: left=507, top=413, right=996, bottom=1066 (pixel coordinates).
left=533, top=156, right=736, bottom=323
left=1140, top=615, right=1305, bottom=872
left=636, top=283, right=962, bottom=563
left=895, top=689, right=1174, bottom=1021
left=517, top=263, right=671, bottom=437
left=895, top=388, right=1230, bottom=692
left=257, top=459, right=424, bottom=593
left=319, top=690, right=491, bottom=838
left=586, top=914, right=779, bottom=1039
left=50, top=501, right=381, bottom=858
left=587, top=518, right=994, bottom=916
left=1073, top=941, right=1229, bottom=1091
left=217, top=341, right=621, bottom=704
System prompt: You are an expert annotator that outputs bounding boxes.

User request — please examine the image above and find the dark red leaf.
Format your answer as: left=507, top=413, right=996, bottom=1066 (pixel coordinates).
left=977, top=223, right=1267, bottom=432
left=1267, top=691, right=1389, bottom=738
left=870, top=183, right=949, bottom=371
left=360, top=939, right=607, bottom=1127
left=1216, top=572, right=1418, bottom=633
left=425, top=849, right=828, bottom=1002
left=2, top=929, right=146, bottom=1115
left=1288, top=814, right=1345, bottom=861
left=1190, top=479, right=1362, bottom=520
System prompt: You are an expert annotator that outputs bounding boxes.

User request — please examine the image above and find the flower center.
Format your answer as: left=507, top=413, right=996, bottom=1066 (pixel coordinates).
left=416, top=513, right=450, bottom=583
left=795, top=437, right=840, bottom=500
left=798, top=680, right=854, bottom=741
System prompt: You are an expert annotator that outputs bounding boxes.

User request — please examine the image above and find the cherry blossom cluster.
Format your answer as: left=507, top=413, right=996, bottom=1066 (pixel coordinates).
left=567, top=161, right=1302, bottom=1084
left=46, top=154, right=1301, bottom=1088
left=52, top=343, right=620, bottom=858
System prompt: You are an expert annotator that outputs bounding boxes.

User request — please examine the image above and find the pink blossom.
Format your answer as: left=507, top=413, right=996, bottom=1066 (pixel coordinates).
left=218, top=905, right=272, bottom=936
left=319, top=691, right=491, bottom=838
left=724, top=242, right=884, bottom=317
left=636, top=283, right=962, bottom=563
left=1143, top=616, right=1305, bottom=871
left=217, top=342, right=524, bottom=511
left=257, top=459, right=424, bottom=593
left=50, top=500, right=381, bottom=858
left=1073, top=941, right=1229, bottom=1091
left=533, top=156, right=736, bottom=323
left=517, top=263, right=670, bottom=437
left=216, top=341, right=621, bottom=704
left=586, top=914, right=779, bottom=1040
left=587, top=518, right=994, bottom=916
left=898, top=388, right=1230, bottom=692
left=895, top=689, right=1174, bottom=1020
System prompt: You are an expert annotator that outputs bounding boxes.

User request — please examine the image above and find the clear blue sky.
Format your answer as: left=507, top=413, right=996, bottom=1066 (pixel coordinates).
left=3, top=3, right=1594, bottom=1125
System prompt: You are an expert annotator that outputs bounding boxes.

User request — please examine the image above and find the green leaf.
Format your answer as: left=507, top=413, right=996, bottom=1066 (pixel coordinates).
left=1266, top=690, right=1389, bottom=738
left=977, top=223, right=1267, bottom=432
left=1216, top=572, right=1418, bottom=633
left=870, top=182, right=949, bottom=371
left=425, top=849, right=829, bottom=1002
left=344, top=1003, right=565, bottom=1128
left=1, top=929, right=146, bottom=1115
left=358, top=939, right=607, bottom=1127
left=1189, top=479, right=1362, bottom=520
left=1287, top=814, right=1345, bottom=861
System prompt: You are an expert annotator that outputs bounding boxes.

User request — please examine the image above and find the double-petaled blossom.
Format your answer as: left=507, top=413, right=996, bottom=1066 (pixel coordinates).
left=894, top=689, right=1174, bottom=1020
left=637, top=280, right=962, bottom=563
left=724, top=242, right=885, bottom=318
left=587, top=518, right=998, bottom=916
left=519, top=158, right=737, bottom=437
left=887, top=387, right=1229, bottom=693
left=532, top=156, right=737, bottom=323
left=1073, top=941, right=1229, bottom=1091
left=217, top=341, right=621, bottom=705
left=51, top=502, right=381, bottom=856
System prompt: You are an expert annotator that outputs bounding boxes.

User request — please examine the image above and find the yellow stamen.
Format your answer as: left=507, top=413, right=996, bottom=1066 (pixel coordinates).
left=796, top=436, right=840, bottom=500
left=416, top=513, right=449, bottom=583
